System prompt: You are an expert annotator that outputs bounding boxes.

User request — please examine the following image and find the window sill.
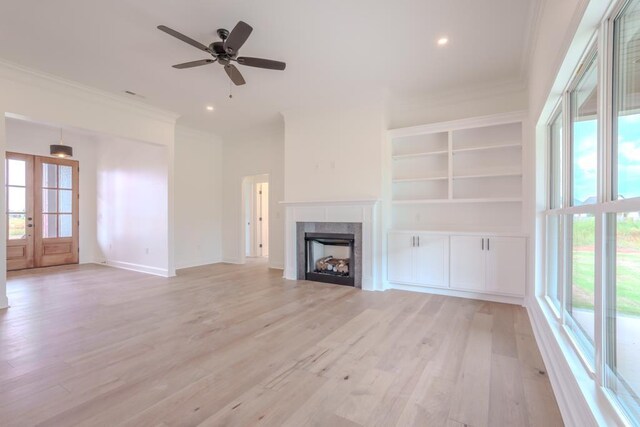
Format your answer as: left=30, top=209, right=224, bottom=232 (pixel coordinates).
left=529, top=296, right=631, bottom=426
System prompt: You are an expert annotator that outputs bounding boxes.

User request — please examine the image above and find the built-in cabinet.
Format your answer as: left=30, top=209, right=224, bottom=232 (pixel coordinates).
left=386, top=112, right=527, bottom=304
left=387, top=232, right=449, bottom=287
left=449, top=235, right=526, bottom=296
left=387, top=232, right=526, bottom=300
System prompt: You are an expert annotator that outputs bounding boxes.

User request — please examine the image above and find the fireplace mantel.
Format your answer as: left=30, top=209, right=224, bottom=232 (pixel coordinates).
left=282, top=199, right=381, bottom=291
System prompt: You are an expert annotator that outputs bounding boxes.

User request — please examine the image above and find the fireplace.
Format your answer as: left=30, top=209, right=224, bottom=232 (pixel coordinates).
left=296, top=221, right=362, bottom=288
left=305, top=232, right=355, bottom=286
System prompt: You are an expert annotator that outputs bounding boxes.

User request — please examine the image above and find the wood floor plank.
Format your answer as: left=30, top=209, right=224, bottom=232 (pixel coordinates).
left=0, top=261, right=564, bottom=426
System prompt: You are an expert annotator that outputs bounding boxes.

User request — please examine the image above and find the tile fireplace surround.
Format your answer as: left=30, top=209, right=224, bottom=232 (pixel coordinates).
left=281, top=200, right=381, bottom=291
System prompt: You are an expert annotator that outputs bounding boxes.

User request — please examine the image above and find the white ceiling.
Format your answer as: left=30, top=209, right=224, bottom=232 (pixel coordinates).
left=0, top=0, right=537, bottom=134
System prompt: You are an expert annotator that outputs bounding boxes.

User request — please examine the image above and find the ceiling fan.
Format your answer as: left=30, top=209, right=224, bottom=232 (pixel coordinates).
left=157, top=21, right=286, bottom=86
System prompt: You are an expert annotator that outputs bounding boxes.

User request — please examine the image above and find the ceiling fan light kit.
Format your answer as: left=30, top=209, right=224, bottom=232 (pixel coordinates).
left=158, top=21, right=286, bottom=88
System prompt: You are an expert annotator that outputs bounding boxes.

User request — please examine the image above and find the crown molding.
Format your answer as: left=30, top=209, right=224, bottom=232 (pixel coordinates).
left=0, top=59, right=180, bottom=125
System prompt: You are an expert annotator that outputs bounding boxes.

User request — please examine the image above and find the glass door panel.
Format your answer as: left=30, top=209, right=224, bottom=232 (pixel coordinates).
left=5, top=153, right=35, bottom=270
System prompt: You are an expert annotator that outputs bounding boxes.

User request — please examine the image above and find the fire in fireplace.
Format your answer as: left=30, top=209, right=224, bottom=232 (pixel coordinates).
left=304, top=232, right=355, bottom=286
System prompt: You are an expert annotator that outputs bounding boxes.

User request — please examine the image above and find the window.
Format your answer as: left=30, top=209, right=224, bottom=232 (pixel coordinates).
left=550, top=109, right=563, bottom=209
left=571, top=53, right=598, bottom=207
left=546, top=214, right=562, bottom=310
left=613, top=1, right=640, bottom=200
left=542, top=0, right=640, bottom=422
left=566, top=213, right=596, bottom=361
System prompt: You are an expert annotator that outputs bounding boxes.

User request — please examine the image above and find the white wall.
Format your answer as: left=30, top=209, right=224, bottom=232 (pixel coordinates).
left=0, top=60, right=178, bottom=307
left=389, top=85, right=527, bottom=130
left=283, top=104, right=385, bottom=202
left=174, top=126, right=223, bottom=269
left=95, top=136, right=169, bottom=276
left=5, top=118, right=99, bottom=264
left=221, top=122, right=285, bottom=268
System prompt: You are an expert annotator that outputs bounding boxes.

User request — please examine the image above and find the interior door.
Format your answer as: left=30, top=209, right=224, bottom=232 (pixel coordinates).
left=6, top=153, right=35, bottom=270
left=33, top=156, right=79, bottom=267
left=485, top=237, right=526, bottom=296
left=450, top=235, right=486, bottom=291
left=387, top=232, right=414, bottom=283
left=413, top=234, right=449, bottom=287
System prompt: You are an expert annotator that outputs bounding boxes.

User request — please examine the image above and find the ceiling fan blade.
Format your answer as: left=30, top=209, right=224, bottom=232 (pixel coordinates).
left=158, top=25, right=210, bottom=52
left=172, top=59, right=216, bottom=69
left=225, top=64, right=246, bottom=86
left=224, top=21, right=253, bottom=54
left=237, top=57, right=286, bottom=70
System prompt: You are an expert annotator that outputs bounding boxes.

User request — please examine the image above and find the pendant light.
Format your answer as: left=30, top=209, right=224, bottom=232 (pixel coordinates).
left=50, top=129, right=73, bottom=158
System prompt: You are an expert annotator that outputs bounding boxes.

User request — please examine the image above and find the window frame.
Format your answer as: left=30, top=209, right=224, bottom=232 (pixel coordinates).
left=541, top=1, right=640, bottom=422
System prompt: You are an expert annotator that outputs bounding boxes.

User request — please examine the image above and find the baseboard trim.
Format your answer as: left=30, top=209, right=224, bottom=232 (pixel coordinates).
left=388, top=282, right=525, bottom=306
left=100, top=260, right=170, bottom=277
left=0, top=295, right=8, bottom=310
left=527, top=297, right=627, bottom=427
left=222, top=258, right=243, bottom=265
left=175, top=259, right=222, bottom=270
left=269, top=263, right=284, bottom=270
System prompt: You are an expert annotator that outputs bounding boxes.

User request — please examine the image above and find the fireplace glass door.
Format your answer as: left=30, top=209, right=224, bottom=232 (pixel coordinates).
left=305, top=232, right=355, bottom=286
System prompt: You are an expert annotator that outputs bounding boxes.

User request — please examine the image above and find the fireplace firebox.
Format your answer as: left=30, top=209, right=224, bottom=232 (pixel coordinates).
left=304, top=232, right=355, bottom=286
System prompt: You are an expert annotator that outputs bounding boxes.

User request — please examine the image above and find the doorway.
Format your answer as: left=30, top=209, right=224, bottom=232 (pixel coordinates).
left=6, top=152, right=79, bottom=270
left=243, top=174, right=269, bottom=258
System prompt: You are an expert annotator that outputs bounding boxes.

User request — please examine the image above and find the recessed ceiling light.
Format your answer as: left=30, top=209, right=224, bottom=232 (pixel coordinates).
left=206, top=106, right=214, bottom=111
left=437, top=37, right=449, bottom=46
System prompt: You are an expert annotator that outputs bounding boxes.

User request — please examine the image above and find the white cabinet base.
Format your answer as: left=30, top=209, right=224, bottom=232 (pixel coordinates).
left=389, top=282, right=525, bottom=306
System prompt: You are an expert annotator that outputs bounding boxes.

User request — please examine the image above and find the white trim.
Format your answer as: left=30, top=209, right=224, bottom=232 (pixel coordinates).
left=222, top=258, right=243, bottom=265
left=389, top=283, right=524, bottom=306
left=99, top=260, right=171, bottom=277
left=0, top=295, right=8, bottom=310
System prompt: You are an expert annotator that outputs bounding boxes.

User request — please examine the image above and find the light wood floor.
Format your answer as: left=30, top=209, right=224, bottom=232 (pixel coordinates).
left=1, top=260, right=563, bottom=426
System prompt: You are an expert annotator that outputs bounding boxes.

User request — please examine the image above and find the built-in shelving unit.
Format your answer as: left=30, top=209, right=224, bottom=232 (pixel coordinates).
left=387, top=112, right=524, bottom=232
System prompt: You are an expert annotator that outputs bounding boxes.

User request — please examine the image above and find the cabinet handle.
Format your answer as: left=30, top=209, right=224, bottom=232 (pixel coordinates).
left=412, top=236, right=415, bottom=247
left=488, top=238, right=490, bottom=251
left=482, top=238, right=484, bottom=250
left=417, top=236, right=420, bottom=247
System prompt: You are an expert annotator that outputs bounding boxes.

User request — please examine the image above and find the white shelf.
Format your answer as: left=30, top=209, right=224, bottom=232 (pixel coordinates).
left=453, top=171, right=522, bottom=180
left=392, top=197, right=523, bottom=205
left=452, top=143, right=521, bottom=154
left=392, top=150, right=448, bottom=159
left=393, top=176, right=448, bottom=183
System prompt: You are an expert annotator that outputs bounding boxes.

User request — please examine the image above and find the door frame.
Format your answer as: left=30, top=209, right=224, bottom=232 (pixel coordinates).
left=240, top=173, right=269, bottom=263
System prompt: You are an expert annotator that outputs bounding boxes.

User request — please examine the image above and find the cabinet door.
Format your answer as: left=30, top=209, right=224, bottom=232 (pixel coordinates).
left=413, top=234, right=449, bottom=287
left=387, top=233, right=414, bottom=283
left=450, top=236, right=486, bottom=291
left=485, top=237, right=526, bottom=296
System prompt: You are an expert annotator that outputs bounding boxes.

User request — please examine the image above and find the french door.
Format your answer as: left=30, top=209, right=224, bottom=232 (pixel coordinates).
left=6, top=152, right=79, bottom=270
